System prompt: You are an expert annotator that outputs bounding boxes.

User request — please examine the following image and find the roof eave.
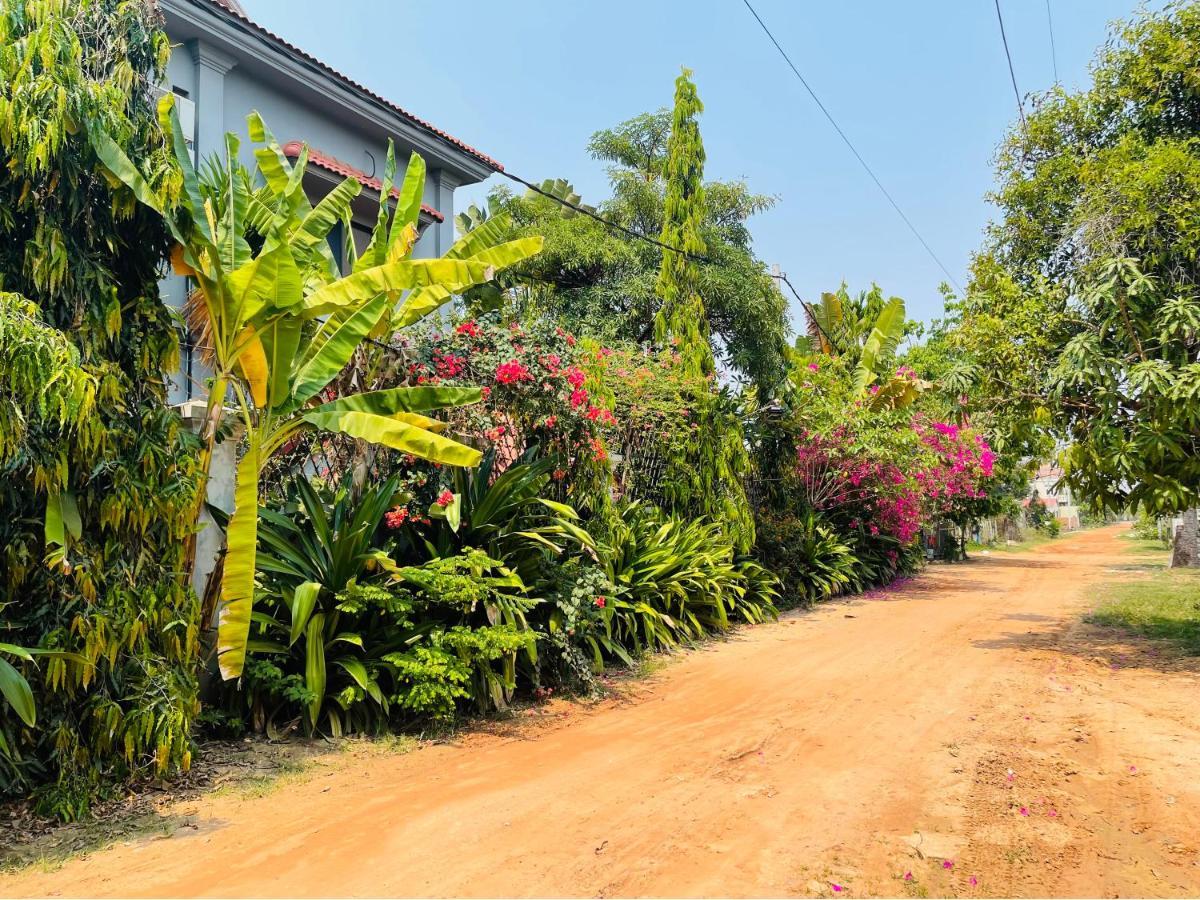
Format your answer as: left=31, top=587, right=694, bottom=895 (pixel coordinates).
left=158, top=0, right=500, bottom=185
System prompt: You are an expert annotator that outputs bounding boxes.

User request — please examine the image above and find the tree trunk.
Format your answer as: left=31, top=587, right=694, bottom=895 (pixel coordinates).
left=1170, top=507, right=1199, bottom=568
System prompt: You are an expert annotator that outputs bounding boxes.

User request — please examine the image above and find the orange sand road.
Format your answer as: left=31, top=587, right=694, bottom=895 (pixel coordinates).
left=4, top=524, right=1199, bottom=898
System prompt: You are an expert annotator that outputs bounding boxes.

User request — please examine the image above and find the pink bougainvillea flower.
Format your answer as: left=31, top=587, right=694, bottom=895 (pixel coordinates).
left=1048, top=809, right=1058, bottom=817
left=565, top=366, right=586, bottom=387
left=903, top=872, right=913, bottom=882
left=942, top=860, right=954, bottom=870
left=594, top=596, right=606, bottom=608
left=830, top=884, right=843, bottom=893
left=454, top=320, right=480, bottom=338
left=1129, top=765, right=1137, bottom=774
left=1019, top=807, right=1029, bottom=816
left=969, top=876, right=978, bottom=887
left=807, top=362, right=820, bottom=372
left=495, top=359, right=533, bottom=384
left=436, top=489, right=454, bottom=507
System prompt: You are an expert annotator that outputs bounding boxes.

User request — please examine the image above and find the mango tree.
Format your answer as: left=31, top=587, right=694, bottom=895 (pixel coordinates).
left=93, top=98, right=543, bottom=677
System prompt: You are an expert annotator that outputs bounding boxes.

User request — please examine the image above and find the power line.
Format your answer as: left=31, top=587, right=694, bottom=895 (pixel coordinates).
left=769, top=271, right=839, bottom=351
left=739, top=0, right=963, bottom=293
left=1045, top=0, right=1059, bottom=84
left=994, top=0, right=1029, bottom=138
left=495, top=168, right=712, bottom=265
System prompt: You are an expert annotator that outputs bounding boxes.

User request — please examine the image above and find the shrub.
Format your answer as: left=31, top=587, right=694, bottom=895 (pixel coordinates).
left=0, top=0, right=201, bottom=818
left=230, top=476, right=537, bottom=735
left=754, top=510, right=856, bottom=607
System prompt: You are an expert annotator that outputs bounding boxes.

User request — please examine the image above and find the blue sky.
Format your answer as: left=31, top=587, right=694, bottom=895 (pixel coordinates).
left=241, top=0, right=1158, bottom=326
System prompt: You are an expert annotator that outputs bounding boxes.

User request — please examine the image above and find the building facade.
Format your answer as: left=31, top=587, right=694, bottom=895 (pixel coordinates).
left=155, top=0, right=502, bottom=594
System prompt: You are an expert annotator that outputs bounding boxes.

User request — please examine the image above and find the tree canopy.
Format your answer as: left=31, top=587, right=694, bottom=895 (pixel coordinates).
left=961, top=0, right=1200, bottom=516
left=472, top=107, right=789, bottom=393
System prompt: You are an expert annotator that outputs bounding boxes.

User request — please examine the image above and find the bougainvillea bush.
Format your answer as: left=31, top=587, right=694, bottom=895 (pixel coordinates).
left=393, top=314, right=616, bottom=516
left=753, top=355, right=998, bottom=604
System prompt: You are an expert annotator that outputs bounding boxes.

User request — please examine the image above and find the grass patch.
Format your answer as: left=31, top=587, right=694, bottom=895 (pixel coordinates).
left=1119, top=534, right=1171, bottom=555
left=1087, top=569, right=1200, bottom=655
left=968, top=530, right=1059, bottom=554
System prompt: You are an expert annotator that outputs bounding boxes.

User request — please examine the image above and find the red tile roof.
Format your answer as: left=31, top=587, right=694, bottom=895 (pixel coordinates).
left=282, top=141, right=445, bottom=223
left=197, top=0, right=502, bottom=172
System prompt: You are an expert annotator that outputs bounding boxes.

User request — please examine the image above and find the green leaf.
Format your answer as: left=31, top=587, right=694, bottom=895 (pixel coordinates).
left=217, top=436, right=261, bottom=680
left=291, top=293, right=389, bottom=406
left=0, top=657, right=35, bottom=727
left=301, top=410, right=482, bottom=467
left=289, top=581, right=322, bottom=648
left=294, top=177, right=361, bottom=253
left=258, top=317, right=303, bottom=410
left=305, top=612, right=327, bottom=729
left=391, top=152, right=426, bottom=242
left=301, top=259, right=491, bottom=318
left=157, top=94, right=210, bottom=244
left=227, top=245, right=303, bottom=333
left=308, top=385, right=481, bottom=417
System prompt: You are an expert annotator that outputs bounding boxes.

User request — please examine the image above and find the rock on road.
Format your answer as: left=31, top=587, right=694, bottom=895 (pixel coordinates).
left=4, top=524, right=1199, bottom=898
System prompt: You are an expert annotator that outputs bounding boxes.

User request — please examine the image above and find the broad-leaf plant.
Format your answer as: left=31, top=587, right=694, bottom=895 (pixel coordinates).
left=94, top=97, right=542, bottom=678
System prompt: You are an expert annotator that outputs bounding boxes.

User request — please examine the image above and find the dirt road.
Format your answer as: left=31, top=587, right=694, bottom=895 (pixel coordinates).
left=4, top=525, right=1199, bottom=898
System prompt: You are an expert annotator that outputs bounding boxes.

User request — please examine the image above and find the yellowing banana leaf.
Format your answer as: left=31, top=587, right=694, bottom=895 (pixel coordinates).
left=394, top=284, right=454, bottom=329
left=301, top=409, right=481, bottom=467
left=158, top=94, right=210, bottom=245
left=301, top=259, right=491, bottom=318
left=308, top=385, right=482, bottom=416
left=397, top=236, right=543, bottom=327
left=291, top=293, right=389, bottom=406
left=217, top=436, right=261, bottom=680
left=391, top=411, right=447, bottom=432
left=170, top=244, right=194, bottom=276
left=236, top=325, right=269, bottom=408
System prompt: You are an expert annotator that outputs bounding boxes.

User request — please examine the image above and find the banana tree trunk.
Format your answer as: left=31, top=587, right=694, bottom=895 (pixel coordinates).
left=181, top=378, right=227, bottom=582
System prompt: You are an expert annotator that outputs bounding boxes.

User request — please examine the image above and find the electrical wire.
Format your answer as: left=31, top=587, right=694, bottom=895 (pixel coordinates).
left=739, top=0, right=963, bottom=293
left=994, top=0, right=1029, bottom=137
left=769, top=271, right=839, bottom=352
left=495, top=168, right=712, bottom=265
left=1045, top=0, right=1059, bottom=85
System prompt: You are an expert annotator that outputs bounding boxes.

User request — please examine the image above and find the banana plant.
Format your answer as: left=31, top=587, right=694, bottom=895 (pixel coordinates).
left=92, top=98, right=543, bottom=679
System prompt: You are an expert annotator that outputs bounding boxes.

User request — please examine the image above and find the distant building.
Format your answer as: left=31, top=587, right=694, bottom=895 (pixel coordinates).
left=1025, top=465, right=1081, bottom=530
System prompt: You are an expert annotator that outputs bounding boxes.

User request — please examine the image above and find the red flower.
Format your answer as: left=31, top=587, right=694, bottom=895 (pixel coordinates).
left=485, top=425, right=507, bottom=441
left=565, top=366, right=586, bottom=388
left=594, top=596, right=606, bottom=608
left=495, top=359, right=533, bottom=384
left=570, top=388, right=589, bottom=408
left=384, top=507, right=410, bottom=529
left=585, top=405, right=616, bottom=425
left=436, top=489, right=454, bottom=507
left=455, top=320, right=480, bottom=338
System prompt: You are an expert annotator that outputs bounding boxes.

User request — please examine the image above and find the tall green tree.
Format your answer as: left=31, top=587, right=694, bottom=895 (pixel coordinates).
left=0, top=0, right=201, bottom=816
left=655, top=69, right=715, bottom=378
left=963, top=1, right=1200, bottom=562
left=463, top=112, right=789, bottom=393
